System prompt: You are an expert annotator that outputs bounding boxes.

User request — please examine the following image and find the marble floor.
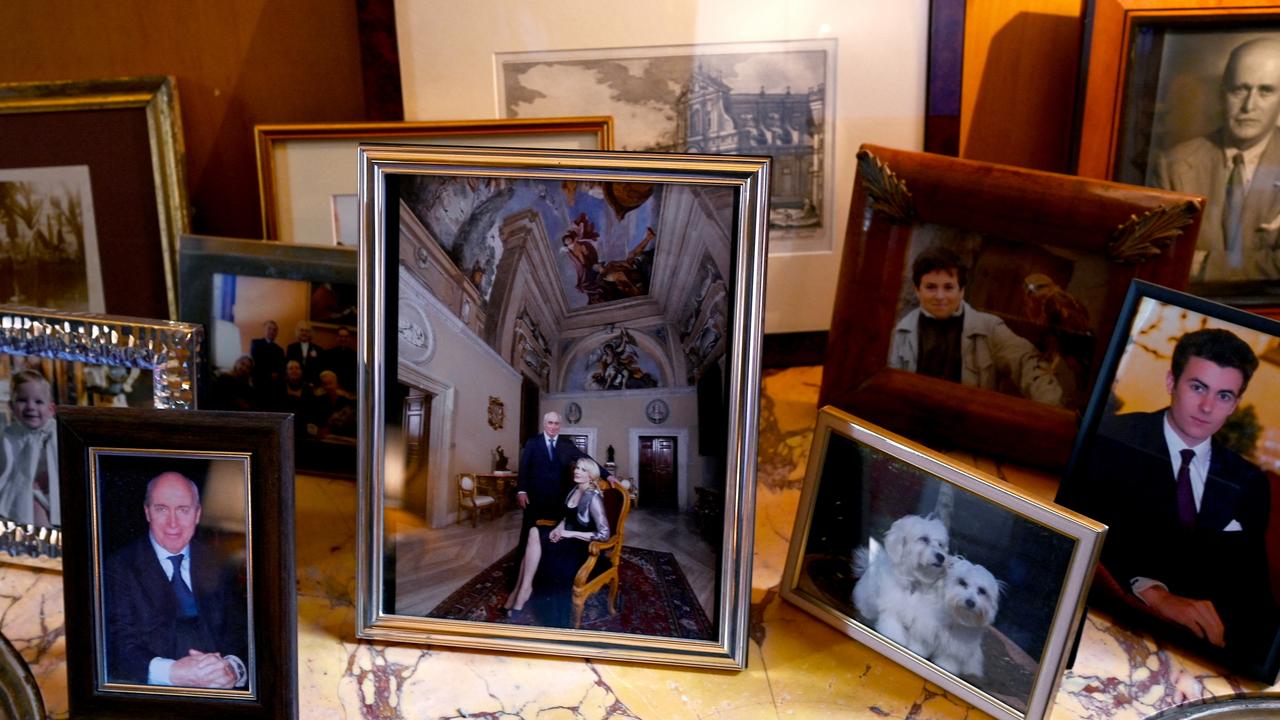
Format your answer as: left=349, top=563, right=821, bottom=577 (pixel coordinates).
left=391, top=505, right=717, bottom=619
left=1, top=366, right=1276, bottom=718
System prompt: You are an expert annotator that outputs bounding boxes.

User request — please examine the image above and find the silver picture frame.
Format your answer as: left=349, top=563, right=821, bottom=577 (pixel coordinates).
left=356, top=144, right=769, bottom=668
left=0, top=306, right=201, bottom=560
left=782, top=406, right=1106, bottom=720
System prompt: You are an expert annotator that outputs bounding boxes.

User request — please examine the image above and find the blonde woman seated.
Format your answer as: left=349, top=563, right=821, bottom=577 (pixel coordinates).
left=504, top=457, right=610, bottom=626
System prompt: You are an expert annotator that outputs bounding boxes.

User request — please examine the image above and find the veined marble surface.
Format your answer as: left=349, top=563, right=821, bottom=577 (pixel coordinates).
left=1, top=366, right=1273, bottom=718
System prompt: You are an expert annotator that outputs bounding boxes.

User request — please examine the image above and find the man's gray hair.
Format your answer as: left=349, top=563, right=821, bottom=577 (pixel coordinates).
left=543, top=410, right=561, bottom=423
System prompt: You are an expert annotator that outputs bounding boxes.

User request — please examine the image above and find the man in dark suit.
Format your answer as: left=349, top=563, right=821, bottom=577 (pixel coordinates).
left=514, top=411, right=606, bottom=554
left=249, top=319, right=285, bottom=402
left=103, top=472, right=248, bottom=688
left=1150, top=37, right=1280, bottom=282
left=286, top=321, right=325, bottom=385
left=1068, top=328, right=1274, bottom=659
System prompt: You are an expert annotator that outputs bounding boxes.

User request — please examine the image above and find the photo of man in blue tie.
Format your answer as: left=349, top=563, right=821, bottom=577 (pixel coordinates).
left=513, top=411, right=607, bottom=557
left=102, top=471, right=249, bottom=688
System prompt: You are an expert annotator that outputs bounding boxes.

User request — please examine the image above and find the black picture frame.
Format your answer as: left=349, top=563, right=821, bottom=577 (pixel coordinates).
left=1058, top=279, right=1280, bottom=682
left=58, top=407, right=296, bottom=719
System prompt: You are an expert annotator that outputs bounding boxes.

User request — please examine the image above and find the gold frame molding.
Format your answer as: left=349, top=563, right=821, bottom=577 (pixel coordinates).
left=0, top=76, right=190, bottom=318
left=254, top=117, right=615, bottom=243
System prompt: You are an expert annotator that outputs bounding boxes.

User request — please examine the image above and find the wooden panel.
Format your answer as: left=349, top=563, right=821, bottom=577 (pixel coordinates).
left=0, top=0, right=370, bottom=240
left=959, top=0, right=1085, bottom=172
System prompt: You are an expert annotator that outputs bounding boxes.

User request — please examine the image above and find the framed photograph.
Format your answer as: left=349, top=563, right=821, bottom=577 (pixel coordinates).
left=392, top=0, right=929, bottom=333
left=819, top=144, right=1204, bottom=469
left=1075, top=0, right=1280, bottom=305
left=356, top=144, right=768, bottom=668
left=0, top=76, right=189, bottom=319
left=0, top=306, right=200, bottom=561
left=1058, top=280, right=1280, bottom=682
left=254, top=117, right=615, bottom=245
left=58, top=407, right=295, bottom=719
left=177, top=234, right=358, bottom=477
left=782, top=406, right=1105, bottom=720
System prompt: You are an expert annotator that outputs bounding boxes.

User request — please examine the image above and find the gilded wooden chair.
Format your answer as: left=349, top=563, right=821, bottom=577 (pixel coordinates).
left=457, top=474, right=497, bottom=527
left=570, top=478, right=631, bottom=628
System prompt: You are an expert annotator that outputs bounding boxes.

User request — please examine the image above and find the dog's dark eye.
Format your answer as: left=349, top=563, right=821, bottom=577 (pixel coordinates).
left=957, top=579, right=968, bottom=588
left=977, top=587, right=987, bottom=596
left=918, top=536, right=929, bottom=543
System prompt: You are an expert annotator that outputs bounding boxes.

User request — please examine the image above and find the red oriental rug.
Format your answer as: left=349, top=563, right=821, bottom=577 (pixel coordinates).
left=428, top=546, right=714, bottom=639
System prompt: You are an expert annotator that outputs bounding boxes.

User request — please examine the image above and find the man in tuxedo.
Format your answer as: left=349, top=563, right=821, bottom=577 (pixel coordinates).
left=249, top=319, right=285, bottom=401
left=1150, top=37, right=1280, bottom=281
left=514, top=411, right=606, bottom=554
left=1069, top=328, right=1274, bottom=659
left=103, top=472, right=248, bottom=688
left=286, top=321, right=325, bottom=385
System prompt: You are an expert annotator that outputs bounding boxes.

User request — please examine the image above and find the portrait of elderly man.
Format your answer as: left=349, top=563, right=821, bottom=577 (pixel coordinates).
left=887, top=246, right=1062, bottom=405
left=102, top=471, right=249, bottom=688
left=1149, top=37, right=1280, bottom=282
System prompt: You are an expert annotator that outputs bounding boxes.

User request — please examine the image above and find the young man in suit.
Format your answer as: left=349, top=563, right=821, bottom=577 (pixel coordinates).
left=1071, top=328, right=1275, bottom=660
left=102, top=472, right=248, bottom=688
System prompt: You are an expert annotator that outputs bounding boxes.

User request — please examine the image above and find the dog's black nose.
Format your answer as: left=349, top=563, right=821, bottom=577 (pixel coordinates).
left=965, top=598, right=975, bottom=609
left=934, top=553, right=944, bottom=563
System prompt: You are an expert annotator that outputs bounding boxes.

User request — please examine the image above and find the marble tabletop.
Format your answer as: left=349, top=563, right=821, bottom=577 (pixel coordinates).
left=2, top=366, right=1273, bottom=718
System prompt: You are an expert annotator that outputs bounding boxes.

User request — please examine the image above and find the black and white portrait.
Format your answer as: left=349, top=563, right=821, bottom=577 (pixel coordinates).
left=0, top=165, right=104, bottom=312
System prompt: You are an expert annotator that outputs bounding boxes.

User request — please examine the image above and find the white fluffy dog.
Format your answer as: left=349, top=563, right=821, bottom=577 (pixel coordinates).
left=851, top=514, right=950, bottom=652
left=927, top=556, right=1003, bottom=678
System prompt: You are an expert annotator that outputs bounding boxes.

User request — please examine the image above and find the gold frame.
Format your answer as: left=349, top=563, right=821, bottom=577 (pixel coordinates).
left=0, top=76, right=190, bottom=318
left=782, top=406, right=1106, bottom=720
left=254, top=117, right=615, bottom=243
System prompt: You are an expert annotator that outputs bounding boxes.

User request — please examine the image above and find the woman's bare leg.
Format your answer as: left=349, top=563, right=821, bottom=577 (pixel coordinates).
left=509, top=527, right=542, bottom=611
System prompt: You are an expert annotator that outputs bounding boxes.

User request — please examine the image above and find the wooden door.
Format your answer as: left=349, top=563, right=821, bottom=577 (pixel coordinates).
left=400, top=384, right=432, bottom=517
left=640, top=436, right=677, bottom=509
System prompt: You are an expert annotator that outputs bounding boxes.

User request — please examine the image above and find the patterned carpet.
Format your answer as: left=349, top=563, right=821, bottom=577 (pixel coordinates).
left=428, top=546, right=714, bottom=639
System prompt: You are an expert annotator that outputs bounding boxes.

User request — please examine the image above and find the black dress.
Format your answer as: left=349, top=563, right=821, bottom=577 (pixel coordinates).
left=531, top=485, right=611, bottom=627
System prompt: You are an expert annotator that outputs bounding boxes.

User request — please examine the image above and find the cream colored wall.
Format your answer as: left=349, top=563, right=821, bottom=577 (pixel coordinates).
left=549, top=388, right=700, bottom=509
left=229, top=276, right=309, bottom=363
left=401, top=273, right=522, bottom=529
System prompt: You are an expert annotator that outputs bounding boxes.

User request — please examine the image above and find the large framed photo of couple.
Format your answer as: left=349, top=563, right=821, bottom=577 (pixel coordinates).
left=782, top=406, right=1105, bottom=720
left=820, top=144, right=1204, bottom=469
left=1057, top=280, right=1280, bottom=682
left=0, top=306, right=201, bottom=562
left=355, top=144, right=768, bottom=668
left=58, top=407, right=296, bottom=719
left=1075, top=0, right=1280, bottom=307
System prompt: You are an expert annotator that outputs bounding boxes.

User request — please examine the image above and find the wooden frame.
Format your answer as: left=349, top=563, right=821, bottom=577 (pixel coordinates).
left=357, top=144, right=768, bottom=668
left=178, top=234, right=358, bottom=477
left=254, top=117, right=614, bottom=245
left=58, top=407, right=295, bottom=719
left=0, top=76, right=189, bottom=319
left=820, top=144, right=1203, bottom=470
left=783, top=406, right=1104, bottom=720
left=1058, top=280, right=1280, bottom=683
left=0, top=306, right=201, bottom=561
left=1075, top=0, right=1280, bottom=304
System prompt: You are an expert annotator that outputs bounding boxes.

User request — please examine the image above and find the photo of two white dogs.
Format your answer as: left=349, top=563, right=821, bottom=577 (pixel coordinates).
left=853, top=513, right=1003, bottom=679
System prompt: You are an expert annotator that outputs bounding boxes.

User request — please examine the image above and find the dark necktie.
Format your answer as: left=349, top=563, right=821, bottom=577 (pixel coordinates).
left=1175, top=448, right=1197, bottom=527
left=546, top=437, right=555, bottom=460
left=1224, top=152, right=1245, bottom=269
left=168, top=554, right=199, bottom=618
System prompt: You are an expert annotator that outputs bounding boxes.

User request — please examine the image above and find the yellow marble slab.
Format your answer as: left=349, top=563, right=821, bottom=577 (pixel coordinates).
left=2, top=365, right=1274, bottom=719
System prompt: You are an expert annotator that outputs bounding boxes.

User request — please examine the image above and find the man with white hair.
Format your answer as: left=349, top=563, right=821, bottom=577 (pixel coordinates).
left=1151, top=37, right=1280, bottom=281
left=514, top=411, right=607, bottom=555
